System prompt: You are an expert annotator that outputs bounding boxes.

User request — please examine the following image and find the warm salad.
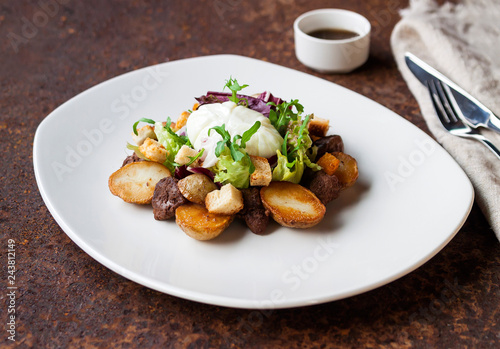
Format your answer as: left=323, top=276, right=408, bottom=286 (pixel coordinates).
left=108, top=78, right=358, bottom=240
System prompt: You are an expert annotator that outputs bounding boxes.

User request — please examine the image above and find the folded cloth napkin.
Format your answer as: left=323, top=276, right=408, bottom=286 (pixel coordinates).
left=391, top=0, right=500, bottom=241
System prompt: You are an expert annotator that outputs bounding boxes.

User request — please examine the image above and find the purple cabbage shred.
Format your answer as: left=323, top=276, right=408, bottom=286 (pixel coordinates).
left=195, top=91, right=282, bottom=118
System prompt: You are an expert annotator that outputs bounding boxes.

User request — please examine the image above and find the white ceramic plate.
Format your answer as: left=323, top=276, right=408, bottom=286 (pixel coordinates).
left=33, top=55, right=474, bottom=309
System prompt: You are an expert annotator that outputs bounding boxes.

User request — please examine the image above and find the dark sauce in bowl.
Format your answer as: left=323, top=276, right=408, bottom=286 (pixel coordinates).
left=307, top=28, right=359, bottom=40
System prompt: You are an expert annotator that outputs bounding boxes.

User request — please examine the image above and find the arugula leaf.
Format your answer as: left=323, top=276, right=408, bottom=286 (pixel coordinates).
left=186, top=148, right=204, bottom=166
left=229, top=144, right=245, bottom=163
left=208, top=121, right=261, bottom=176
left=267, top=99, right=304, bottom=136
left=133, top=118, right=156, bottom=135
left=240, top=121, right=261, bottom=148
left=224, top=77, right=249, bottom=104
left=209, top=124, right=231, bottom=157
left=281, top=131, right=289, bottom=157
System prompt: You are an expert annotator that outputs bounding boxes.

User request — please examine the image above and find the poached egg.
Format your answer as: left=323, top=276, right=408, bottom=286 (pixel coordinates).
left=186, top=101, right=283, bottom=167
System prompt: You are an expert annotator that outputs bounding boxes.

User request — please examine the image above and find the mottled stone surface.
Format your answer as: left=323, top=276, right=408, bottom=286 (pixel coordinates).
left=1, top=0, right=499, bottom=348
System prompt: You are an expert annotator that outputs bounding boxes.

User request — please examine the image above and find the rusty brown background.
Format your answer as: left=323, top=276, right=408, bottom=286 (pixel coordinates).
left=1, top=0, right=499, bottom=348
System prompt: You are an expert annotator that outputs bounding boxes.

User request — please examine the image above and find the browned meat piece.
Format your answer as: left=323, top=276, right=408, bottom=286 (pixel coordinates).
left=152, top=177, right=187, bottom=220
left=122, top=153, right=143, bottom=167
left=308, top=170, right=342, bottom=205
left=314, top=135, right=344, bottom=159
left=237, top=187, right=269, bottom=235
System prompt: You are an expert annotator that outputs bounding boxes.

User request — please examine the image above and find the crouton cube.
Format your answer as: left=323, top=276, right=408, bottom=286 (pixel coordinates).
left=174, top=111, right=190, bottom=131
left=132, top=125, right=157, bottom=146
left=192, top=102, right=200, bottom=111
left=174, top=145, right=201, bottom=166
left=205, top=184, right=244, bottom=215
left=250, top=156, right=272, bottom=187
left=139, top=138, right=168, bottom=164
left=308, top=115, right=329, bottom=138
left=316, top=153, right=340, bottom=176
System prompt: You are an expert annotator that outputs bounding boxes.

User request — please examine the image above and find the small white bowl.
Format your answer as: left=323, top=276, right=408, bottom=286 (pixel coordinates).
left=294, top=9, right=371, bottom=73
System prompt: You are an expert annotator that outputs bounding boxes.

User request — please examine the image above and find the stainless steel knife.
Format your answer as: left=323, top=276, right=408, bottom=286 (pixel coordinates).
left=405, top=52, right=500, bottom=134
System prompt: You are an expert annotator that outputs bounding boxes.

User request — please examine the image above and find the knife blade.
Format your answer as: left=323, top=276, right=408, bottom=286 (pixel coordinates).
left=405, top=52, right=500, bottom=134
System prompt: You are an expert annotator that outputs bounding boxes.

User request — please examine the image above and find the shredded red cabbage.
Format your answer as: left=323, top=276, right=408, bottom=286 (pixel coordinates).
left=188, top=166, right=216, bottom=180
left=174, top=165, right=191, bottom=179
left=267, top=154, right=278, bottom=168
left=196, top=91, right=282, bottom=118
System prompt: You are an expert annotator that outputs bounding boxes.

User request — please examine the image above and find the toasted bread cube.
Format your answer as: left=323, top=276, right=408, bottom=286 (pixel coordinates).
left=132, top=125, right=156, bottom=146
left=316, top=153, right=340, bottom=176
left=192, top=102, right=199, bottom=111
left=250, top=156, right=272, bottom=186
left=139, top=138, right=168, bottom=164
left=205, top=184, right=244, bottom=215
left=174, top=145, right=201, bottom=166
left=174, top=111, right=190, bottom=131
left=308, top=115, right=329, bottom=138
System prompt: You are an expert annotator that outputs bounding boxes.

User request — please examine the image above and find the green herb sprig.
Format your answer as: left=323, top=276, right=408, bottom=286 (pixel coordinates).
left=224, top=77, right=249, bottom=105
left=132, top=118, right=156, bottom=135
left=209, top=121, right=261, bottom=173
left=162, top=117, right=191, bottom=146
left=267, top=99, right=305, bottom=136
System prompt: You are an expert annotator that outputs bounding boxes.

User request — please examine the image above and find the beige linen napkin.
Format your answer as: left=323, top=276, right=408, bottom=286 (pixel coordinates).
left=391, top=0, right=500, bottom=241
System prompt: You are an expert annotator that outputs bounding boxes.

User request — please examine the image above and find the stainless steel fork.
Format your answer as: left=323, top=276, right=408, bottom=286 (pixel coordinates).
left=427, top=79, right=500, bottom=160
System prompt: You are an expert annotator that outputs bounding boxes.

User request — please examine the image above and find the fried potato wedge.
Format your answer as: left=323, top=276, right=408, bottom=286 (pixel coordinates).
left=331, top=152, right=358, bottom=188
left=260, top=181, right=326, bottom=228
left=176, top=203, right=234, bottom=240
left=177, top=173, right=218, bottom=205
left=108, top=161, right=171, bottom=204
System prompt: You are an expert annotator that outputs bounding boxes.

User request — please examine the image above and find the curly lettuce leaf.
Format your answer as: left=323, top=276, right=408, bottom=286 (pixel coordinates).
left=154, top=121, right=190, bottom=172
left=272, top=114, right=321, bottom=183
left=272, top=150, right=305, bottom=184
left=212, top=147, right=252, bottom=188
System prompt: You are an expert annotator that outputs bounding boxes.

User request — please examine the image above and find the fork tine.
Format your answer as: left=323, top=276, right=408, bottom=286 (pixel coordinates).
left=428, top=79, right=451, bottom=127
left=435, top=80, right=472, bottom=128
left=434, top=80, right=459, bottom=123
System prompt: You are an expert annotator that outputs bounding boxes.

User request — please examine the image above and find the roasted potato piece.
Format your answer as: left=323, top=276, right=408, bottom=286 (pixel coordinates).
left=260, top=181, right=326, bottom=228
left=176, top=203, right=234, bottom=241
left=177, top=173, right=218, bottom=205
left=108, top=161, right=171, bottom=204
left=331, top=152, right=358, bottom=188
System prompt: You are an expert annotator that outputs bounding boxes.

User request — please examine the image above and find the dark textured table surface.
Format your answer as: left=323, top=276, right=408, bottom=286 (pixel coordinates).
left=1, top=0, right=499, bottom=348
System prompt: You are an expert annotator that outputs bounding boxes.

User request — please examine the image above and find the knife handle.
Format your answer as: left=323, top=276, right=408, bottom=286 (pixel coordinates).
left=487, top=115, right=500, bottom=135
left=479, top=137, right=500, bottom=160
